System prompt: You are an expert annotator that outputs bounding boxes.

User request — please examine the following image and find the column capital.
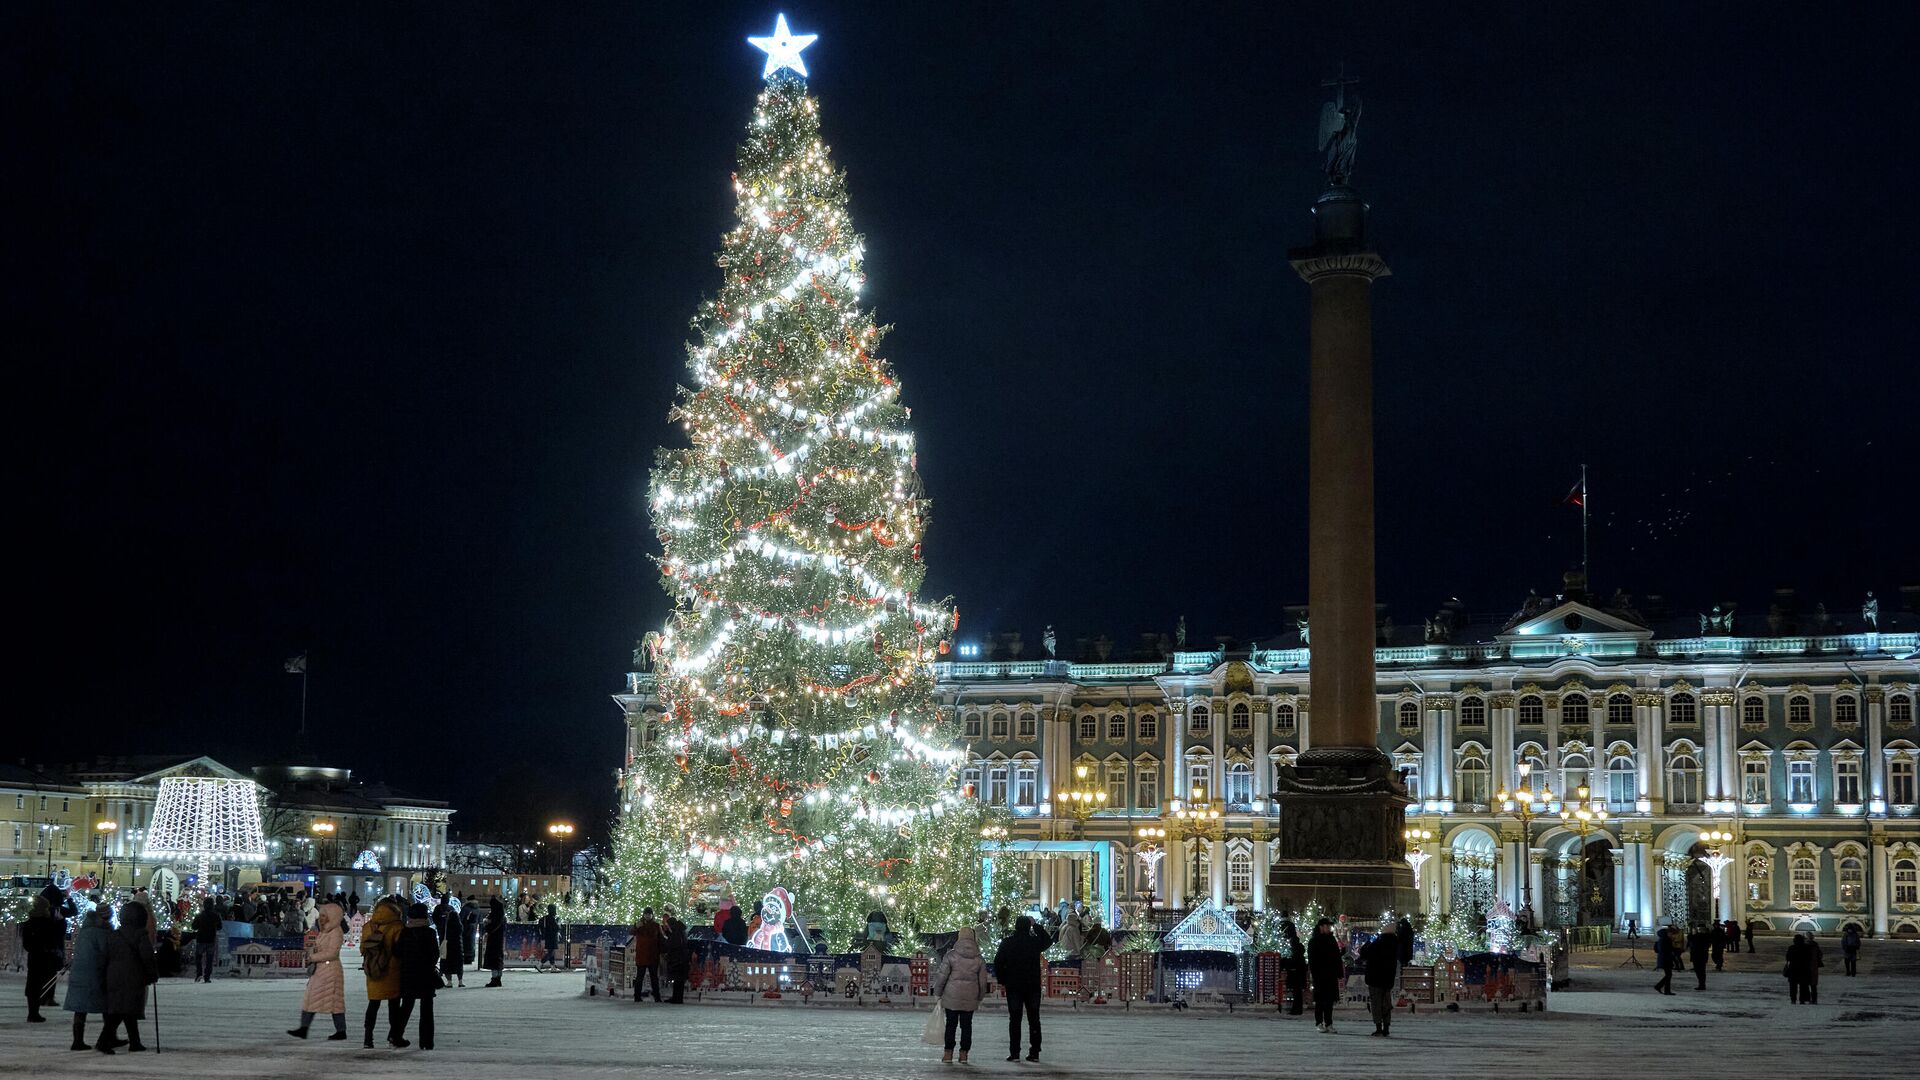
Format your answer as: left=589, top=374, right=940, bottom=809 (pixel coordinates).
left=1291, top=249, right=1390, bottom=284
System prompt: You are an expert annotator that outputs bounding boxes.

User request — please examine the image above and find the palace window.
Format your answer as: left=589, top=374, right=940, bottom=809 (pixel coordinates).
left=1787, top=696, right=1813, bottom=730
left=1562, top=693, right=1590, bottom=728
left=1669, top=693, right=1697, bottom=726
left=1838, top=857, right=1866, bottom=906
left=1892, top=757, right=1917, bottom=806
left=1607, top=693, right=1634, bottom=727
left=1397, top=701, right=1420, bottom=734
left=1835, top=758, right=1862, bottom=805
left=1562, top=753, right=1591, bottom=797
left=1457, top=754, right=1490, bottom=806
left=1136, top=764, right=1160, bottom=812
left=1187, top=760, right=1212, bottom=803
left=1742, top=697, right=1767, bottom=729
left=1892, top=695, right=1915, bottom=727
left=1189, top=706, right=1211, bottom=738
left=1895, top=859, right=1919, bottom=905
left=1105, top=763, right=1129, bottom=808
left=1016, top=711, right=1038, bottom=739
left=963, top=712, right=981, bottom=739
left=1228, top=849, right=1254, bottom=896
left=1788, top=759, right=1815, bottom=804
left=1790, top=857, right=1818, bottom=905
left=1460, top=697, right=1486, bottom=729
left=1606, top=755, right=1637, bottom=809
left=1079, top=713, right=1098, bottom=742
left=1668, top=753, right=1702, bottom=806
left=1013, top=761, right=1037, bottom=807
left=1230, top=703, right=1251, bottom=735
left=990, top=712, right=1009, bottom=739
left=1274, top=703, right=1297, bottom=736
left=987, top=764, right=1009, bottom=806
left=1226, top=762, right=1254, bottom=805
left=1108, top=713, right=1127, bottom=742
left=1400, top=762, right=1422, bottom=802
left=961, top=765, right=981, bottom=800
left=1138, top=713, right=1159, bottom=741
left=1518, top=695, right=1544, bottom=726
left=1834, top=696, right=1859, bottom=729
left=1742, top=758, right=1770, bottom=804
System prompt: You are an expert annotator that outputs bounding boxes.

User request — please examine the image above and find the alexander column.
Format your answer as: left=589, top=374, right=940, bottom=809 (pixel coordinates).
left=1270, top=74, right=1416, bottom=918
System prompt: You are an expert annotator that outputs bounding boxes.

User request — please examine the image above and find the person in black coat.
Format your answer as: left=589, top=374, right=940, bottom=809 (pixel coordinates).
left=460, top=896, right=481, bottom=966
left=191, top=897, right=222, bottom=983
left=1653, top=926, right=1677, bottom=995
left=1785, top=933, right=1811, bottom=1003
left=97, top=901, right=157, bottom=1053
left=991, top=915, right=1052, bottom=1062
left=538, top=904, right=561, bottom=969
left=1360, top=925, right=1400, bottom=1037
left=481, top=897, right=505, bottom=987
left=1709, top=922, right=1727, bottom=972
left=434, top=899, right=465, bottom=987
left=393, top=904, right=441, bottom=1050
left=662, top=906, right=691, bottom=1003
left=720, top=905, right=749, bottom=946
left=21, top=896, right=64, bottom=1022
left=1280, top=920, right=1307, bottom=1016
left=1688, top=925, right=1712, bottom=990
left=1306, top=919, right=1344, bottom=1032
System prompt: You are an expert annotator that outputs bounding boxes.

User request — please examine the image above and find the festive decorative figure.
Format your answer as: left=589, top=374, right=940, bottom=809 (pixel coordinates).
left=144, top=776, right=267, bottom=893
left=748, top=888, right=796, bottom=954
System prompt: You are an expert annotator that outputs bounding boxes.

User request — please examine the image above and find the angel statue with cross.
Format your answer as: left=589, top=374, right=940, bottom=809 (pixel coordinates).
left=1317, top=71, right=1362, bottom=187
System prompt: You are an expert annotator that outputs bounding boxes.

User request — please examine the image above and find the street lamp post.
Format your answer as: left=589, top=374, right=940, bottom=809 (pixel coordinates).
left=1170, top=788, right=1224, bottom=903
left=1698, top=827, right=1736, bottom=921
left=1557, top=787, right=1610, bottom=927
left=96, top=820, right=118, bottom=889
left=1133, top=826, right=1167, bottom=910
left=1494, top=764, right=1556, bottom=928
left=41, top=823, right=68, bottom=878
left=1403, top=828, right=1434, bottom=892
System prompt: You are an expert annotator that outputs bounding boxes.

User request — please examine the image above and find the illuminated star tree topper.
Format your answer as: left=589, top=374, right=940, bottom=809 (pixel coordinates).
left=748, top=13, right=817, bottom=79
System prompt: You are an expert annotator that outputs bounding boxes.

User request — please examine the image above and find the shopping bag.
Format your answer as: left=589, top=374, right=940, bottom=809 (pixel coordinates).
left=921, top=1004, right=945, bottom=1046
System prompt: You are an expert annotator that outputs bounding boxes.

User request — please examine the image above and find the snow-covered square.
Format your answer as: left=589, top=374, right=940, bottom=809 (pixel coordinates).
left=3, top=940, right=1913, bottom=1079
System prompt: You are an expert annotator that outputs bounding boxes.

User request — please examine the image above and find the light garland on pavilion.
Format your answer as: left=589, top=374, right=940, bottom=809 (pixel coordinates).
left=144, top=776, right=267, bottom=893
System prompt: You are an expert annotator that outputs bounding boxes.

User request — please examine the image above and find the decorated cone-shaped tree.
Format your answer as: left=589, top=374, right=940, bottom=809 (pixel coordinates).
left=606, top=19, right=990, bottom=948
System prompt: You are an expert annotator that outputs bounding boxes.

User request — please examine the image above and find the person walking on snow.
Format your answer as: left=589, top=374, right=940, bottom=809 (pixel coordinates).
left=1307, top=918, right=1343, bottom=1032
left=434, top=897, right=465, bottom=987
left=1688, top=925, right=1712, bottom=990
left=993, top=914, right=1052, bottom=1062
left=629, top=908, right=663, bottom=1001
left=1361, top=922, right=1399, bottom=1036
left=1841, top=924, right=1862, bottom=976
left=94, top=900, right=156, bottom=1054
left=361, top=896, right=407, bottom=1047
left=481, top=897, right=506, bottom=988
left=191, top=896, right=222, bottom=983
left=20, top=895, right=63, bottom=1023
left=393, top=903, right=440, bottom=1050
left=662, top=906, right=691, bottom=1003
left=1709, top=922, right=1726, bottom=971
left=1785, top=933, right=1812, bottom=1003
left=1804, top=933, right=1823, bottom=1003
left=64, top=908, right=115, bottom=1052
left=289, top=902, right=349, bottom=1040
left=1280, top=920, right=1307, bottom=1016
left=932, top=926, right=991, bottom=1064
left=1653, top=926, right=1677, bottom=995
left=539, top=904, right=561, bottom=970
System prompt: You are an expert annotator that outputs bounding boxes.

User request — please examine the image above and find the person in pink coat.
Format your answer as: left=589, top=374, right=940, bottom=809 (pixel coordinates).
left=288, top=902, right=348, bottom=1040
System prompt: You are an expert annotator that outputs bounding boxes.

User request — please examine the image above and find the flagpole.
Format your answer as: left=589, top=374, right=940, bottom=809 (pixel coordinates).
left=1581, top=462, right=1590, bottom=587
left=300, top=667, right=308, bottom=737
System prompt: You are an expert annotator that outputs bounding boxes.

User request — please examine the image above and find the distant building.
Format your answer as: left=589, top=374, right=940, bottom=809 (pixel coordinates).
left=59, top=755, right=453, bottom=897
left=1, top=762, right=90, bottom=881
left=618, top=583, right=1920, bottom=937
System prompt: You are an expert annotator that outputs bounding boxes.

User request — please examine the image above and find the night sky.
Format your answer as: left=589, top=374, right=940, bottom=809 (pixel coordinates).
left=11, top=3, right=1914, bottom=835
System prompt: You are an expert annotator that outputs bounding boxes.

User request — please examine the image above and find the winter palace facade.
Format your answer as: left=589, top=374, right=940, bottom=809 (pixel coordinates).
left=924, top=594, right=1920, bottom=938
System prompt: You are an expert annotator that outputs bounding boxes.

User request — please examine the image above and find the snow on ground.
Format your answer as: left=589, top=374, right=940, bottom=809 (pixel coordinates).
left=2, top=939, right=1913, bottom=1079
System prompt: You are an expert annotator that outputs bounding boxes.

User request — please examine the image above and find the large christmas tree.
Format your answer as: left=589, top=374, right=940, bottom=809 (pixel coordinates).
left=605, top=18, right=992, bottom=949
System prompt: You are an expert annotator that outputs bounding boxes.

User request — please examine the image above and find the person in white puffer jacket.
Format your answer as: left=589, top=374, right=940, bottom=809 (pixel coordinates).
left=931, top=927, right=993, bottom=1064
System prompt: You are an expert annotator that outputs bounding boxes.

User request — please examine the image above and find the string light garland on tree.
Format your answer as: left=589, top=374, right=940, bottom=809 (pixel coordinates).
left=602, top=17, right=996, bottom=948
left=143, top=776, right=267, bottom=893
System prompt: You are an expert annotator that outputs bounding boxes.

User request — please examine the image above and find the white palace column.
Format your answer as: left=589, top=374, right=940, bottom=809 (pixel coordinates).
left=1252, top=833, right=1269, bottom=910
left=1497, top=832, right=1521, bottom=913
left=1870, top=836, right=1890, bottom=936
left=1435, top=848, right=1452, bottom=915
left=1620, top=830, right=1649, bottom=929
left=1431, top=695, right=1455, bottom=804
left=1545, top=691, right=1563, bottom=784
left=1611, top=849, right=1628, bottom=931
left=1641, top=692, right=1666, bottom=811
left=1166, top=838, right=1186, bottom=909
left=1866, top=688, right=1887, bottom=811
left=1703, top=688, right=1737, bottom=804
left=1212, top=837, right=1228, bottom=908
left=1492, top=693, right=1517, bottom=796
left=1527, top=849, right=1546, bottom=925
